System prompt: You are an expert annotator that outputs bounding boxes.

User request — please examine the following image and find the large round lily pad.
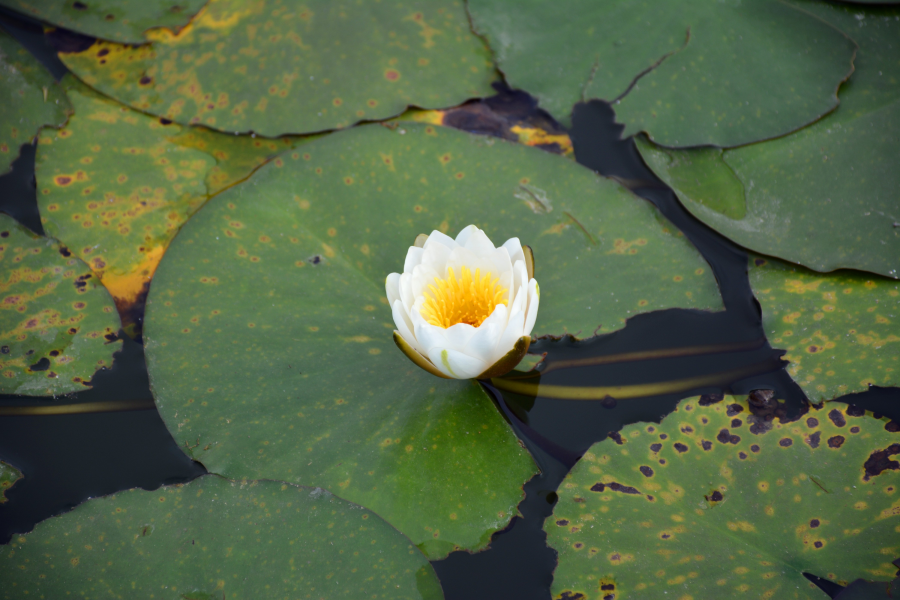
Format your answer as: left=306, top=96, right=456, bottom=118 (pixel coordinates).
left=467, top=0, right=854, bottom=146
left=0, top=0, right=206, bottom=44
left=143, top=123, right=720, bottom=558
left=36, top=76, right=311, bottom=335
left=59, top=0, right=496, bottom=136
left=0, top=213, right=121, bottom=395
left=637, top=2, right=900, bottom=279
left=750, top=256, right=899, bottom=402
left=0, top=475, right=443, bottom=600
left=0, top=28, right=70, bottom=176
left=548, top=395, right=900, bottom=600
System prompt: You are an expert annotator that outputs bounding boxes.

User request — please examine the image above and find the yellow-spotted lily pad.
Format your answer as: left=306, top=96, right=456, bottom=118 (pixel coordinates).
left=548, top=396, right=900, bottom=600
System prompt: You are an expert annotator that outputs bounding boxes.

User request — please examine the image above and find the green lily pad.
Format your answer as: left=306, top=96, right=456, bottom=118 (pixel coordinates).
left=59, top=0, right=496, bottom=137
left=467, top=0, right=854, bottom=146
left=0, top=460, right=22, bottom=503
left=0, top=475, right=443, bottom=599
left=143, top=123, right=720, bottom=557
left=0, top=0, right=207, bottom=44
left=548, top=395, right=900, bottom=600
left=0, top=213, right=121, bottom=395
left=750, top=256, right=899, bottom=402
left=0, top=28, right=70, bottom=176
left=636, top=2, right=900, bottom=279
left=36, top=76, right=311, bottom=334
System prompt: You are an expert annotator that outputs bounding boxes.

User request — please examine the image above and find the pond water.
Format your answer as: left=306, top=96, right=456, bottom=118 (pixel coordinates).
left=0, top=7, right=898, bottom=600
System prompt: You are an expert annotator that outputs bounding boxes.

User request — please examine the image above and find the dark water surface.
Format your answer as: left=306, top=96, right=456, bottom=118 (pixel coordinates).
left=0, top=10, right=898, bottom=600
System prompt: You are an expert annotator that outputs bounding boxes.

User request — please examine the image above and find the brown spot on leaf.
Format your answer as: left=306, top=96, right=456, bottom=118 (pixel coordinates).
left=705, top=490, right=724, bottom=502
left=828, top=409, right=846, bottom=428
left=731, top=418, right=742, bottom=428
left=810, top=519, right=820, bottom=528
left=698, top=392, right=723, bottom=406
left=806, top=431, right=821, bottom=449
left=738, top=451, right=748, bottom=460
left=827, top=435, right=845, bottom=449
left=639, top=466, right=654, bottom=477
left=673, top=443, right=688, bottom=453
left=779, top=438, right=793, bottom=447
left=650, top=443, right=662, bottom=453
left=608, top=431, right=624, bottom=445
left=556, top=519, right=569, bottom=526
left=717, top=429, right=731, bottom=444
left=850, top=426, right=860, bottom=434
left=886, top=421, right=900, bottom=433
left=863, top=443, right=900, bottom=481
left=680, top=425, right=694, bottom=434
left=701, top=440, right=712, bottom=451
left=726, top=403, right=744, bottom=417
left=750, top=444, right=760, bottom=453
left=846, top=405, right=865, bottom=417
left=806, top=417, right=819, bottom=428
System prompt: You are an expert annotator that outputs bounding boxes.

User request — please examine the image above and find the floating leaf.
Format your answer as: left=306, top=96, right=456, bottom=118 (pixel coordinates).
left=636, top=2, right=900, bottom=279
left=0, top=0, right=207, bottom=44
left=0, top=460, right=22, bottom=503
left=548, top=396, right=900, bottom=600
left=467, top=0, right=854, bottom=147
left=143, top=123, right=720, bottom=557
left=750, top=256, right=899, bottom=402
left=0, top=475, right=443, bottom=599
left=0, top=213, right=121, bottom=395
left=36, top=77, right=310, bottom=336
left=0, top=28, right=70, bottom=176
left=59, top=0, right=496, bottom=136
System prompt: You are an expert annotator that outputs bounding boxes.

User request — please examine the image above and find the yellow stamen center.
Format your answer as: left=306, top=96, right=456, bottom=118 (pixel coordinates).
left=421, top=266, right=507, bottom=328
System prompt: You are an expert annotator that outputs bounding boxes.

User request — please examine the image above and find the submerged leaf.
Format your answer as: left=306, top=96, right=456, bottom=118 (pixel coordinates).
left=0, top=460, right=22, bottom=503
left=548, top=396, right=900, bottom=600
left=750, top=256, right=899, bottom=402
left=0, top=0, right=207, bottom=44
left=0, top=29, right=70, bottom=176
left=59, top=0, right=496, bottom=136
left=0, top=213, right=121, bottom=395
left=0, top=475, right=443, bottom=600
left=637, top=2, right=900, bottom=279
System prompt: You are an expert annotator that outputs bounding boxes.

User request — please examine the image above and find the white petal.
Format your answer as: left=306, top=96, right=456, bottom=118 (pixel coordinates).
left=512, top=259, right=528, bottom=297
left=403, top=246, right=424, bottom=274
left=493, top=309, right=526, bottom=364
left=446, top=246, right=497, bottom=280
left=399, top=273, right=416, bottom=314
left=392, top=300, right=423, bottom=355
left=427, top=346, right=488, bottom=379
left=386, top=272, right=401, bottom=307
left=461, top=226, right=497, bottom=255
left=420, top=242, right=452, bottom=274
left=523, top=279, right=540, bottom=336
left=423, top=230, right=457, bottom=250
left=502, top=237, right=525, bottom=267
left=454, top=224, right=478, bottom=247
left=411, top=264, right=441, bottom=302
left=463, top=304, right=509, bottom=363
left=441, top=321, right=478, bottom=352
left=507, top=281, right=527, bottom=320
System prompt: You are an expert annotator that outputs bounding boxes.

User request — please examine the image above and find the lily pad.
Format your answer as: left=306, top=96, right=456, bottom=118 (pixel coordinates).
left=636, top=2, right=900, bottom=279
left=36, top=76, right=310, bottom=335
left=0, top=0, right=207, bottom=44
left=750, top=256, right=899, bottom=402
left=0, top=28, right=70, bottom=176
left=548, top=395, right=900, bottom=600
left=0, top=213, right=121, bottom=395
left=467, top=0, right=854, bottom=146
left=0, top=475, right=443, bottom=599
left=143, top=123, right=720, bottom=557
left=59, top=0, right=496, bottom=136
left=0, top=460, right=22, bottom=503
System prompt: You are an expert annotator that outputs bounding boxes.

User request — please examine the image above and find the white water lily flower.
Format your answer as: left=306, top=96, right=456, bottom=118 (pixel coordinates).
left=386, top=225, right=539, bottom=379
